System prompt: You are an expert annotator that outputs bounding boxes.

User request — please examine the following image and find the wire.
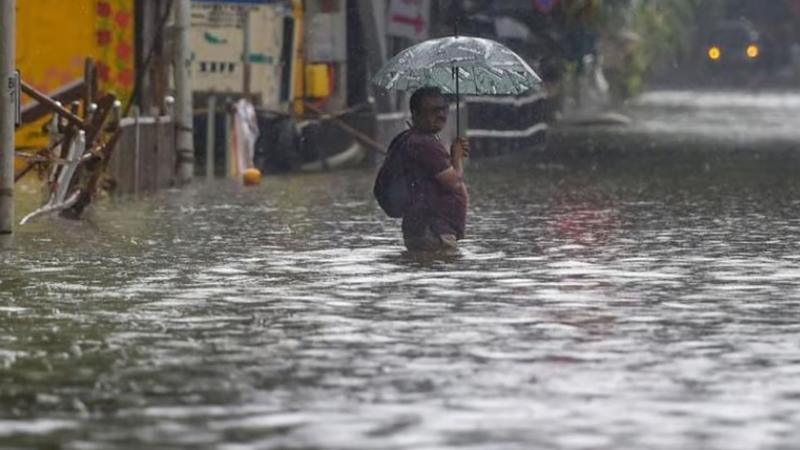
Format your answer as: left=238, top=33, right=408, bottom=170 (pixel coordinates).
left=124, top=0, right=175, bottom=117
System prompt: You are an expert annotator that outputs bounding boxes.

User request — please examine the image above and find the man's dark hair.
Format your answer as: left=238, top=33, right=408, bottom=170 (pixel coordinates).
left=409, top=87, right=444, bottom=114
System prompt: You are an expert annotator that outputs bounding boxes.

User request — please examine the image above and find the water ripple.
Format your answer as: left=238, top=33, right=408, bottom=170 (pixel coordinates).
left=4, top=147, right=800, bottom=448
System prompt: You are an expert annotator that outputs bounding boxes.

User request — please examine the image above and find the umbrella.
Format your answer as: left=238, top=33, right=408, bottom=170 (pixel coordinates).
left=371, top=34, right=543, bottom=136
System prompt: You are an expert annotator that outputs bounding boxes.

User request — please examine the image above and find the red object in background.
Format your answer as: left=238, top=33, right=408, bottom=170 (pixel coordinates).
left=97, top=1, right=112, bottom=17
left=96, top=62, right=110, bottom=82
left=117, top=69, right=133, bottom=88
left=391, top=12, right=426, bottom=35
left=320, top=0, right=339, bottom=13
left=533, top=0, right=559, bottom=14
left=116, top=41, right=133, bottom=60
left=115, top=10, right=131, bottom=28
left=96, top=30, right=112, bottom=46
left=790, top=0, right=800, bottom=15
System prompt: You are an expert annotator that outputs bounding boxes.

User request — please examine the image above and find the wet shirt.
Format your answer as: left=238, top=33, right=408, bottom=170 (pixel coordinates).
left=401, top=131, right=468, bottom=240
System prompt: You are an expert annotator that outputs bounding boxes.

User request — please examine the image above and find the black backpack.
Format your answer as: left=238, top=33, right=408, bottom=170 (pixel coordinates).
left=373, top=130, right=413, bottom=218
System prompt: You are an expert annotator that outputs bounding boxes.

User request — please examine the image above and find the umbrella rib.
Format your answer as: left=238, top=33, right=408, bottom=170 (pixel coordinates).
left=371, top=36, right=543, bottom=96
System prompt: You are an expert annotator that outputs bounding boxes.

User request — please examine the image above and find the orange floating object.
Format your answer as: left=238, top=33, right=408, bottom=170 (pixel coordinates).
left=243, top=168, right=262, bottom=186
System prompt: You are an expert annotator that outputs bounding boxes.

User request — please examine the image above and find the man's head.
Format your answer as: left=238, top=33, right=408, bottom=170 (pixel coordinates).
left=410, top=87, right=448, bottom=134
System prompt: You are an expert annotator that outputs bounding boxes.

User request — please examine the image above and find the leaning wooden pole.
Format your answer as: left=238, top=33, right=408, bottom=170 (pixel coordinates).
left=174, top=0, right=194, bottom=184
left=0, top=0, right=16, bottom=234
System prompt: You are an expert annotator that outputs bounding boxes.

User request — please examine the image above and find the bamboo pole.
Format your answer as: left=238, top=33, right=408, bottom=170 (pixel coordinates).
left=304, top=103, right=385, bottom=155
left=21, top=81, right=87, bottom=131
left=292, top=0, right=305, bottom=116
left=174, top=0, right=194, bottom=184
left=0, top=0, right=15, bottom=234
left=20, top=79, right=84, bottom=125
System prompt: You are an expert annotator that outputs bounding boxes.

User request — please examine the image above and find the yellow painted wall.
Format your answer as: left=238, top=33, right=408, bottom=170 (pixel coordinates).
left=15, top=0, right=135, bottom=152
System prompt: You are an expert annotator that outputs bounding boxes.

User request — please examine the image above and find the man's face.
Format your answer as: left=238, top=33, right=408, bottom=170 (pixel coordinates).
left=413, top=95, right=448, bottom=133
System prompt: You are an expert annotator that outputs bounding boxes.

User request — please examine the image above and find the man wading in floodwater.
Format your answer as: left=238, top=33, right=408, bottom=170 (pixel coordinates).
left=375, top=87, right=470, bottom=252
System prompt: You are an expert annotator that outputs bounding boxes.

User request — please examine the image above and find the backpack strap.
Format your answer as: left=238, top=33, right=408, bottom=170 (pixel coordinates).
left=395, top=130, right=417, bottom=200
left=387, top=129, right=413, bottom=155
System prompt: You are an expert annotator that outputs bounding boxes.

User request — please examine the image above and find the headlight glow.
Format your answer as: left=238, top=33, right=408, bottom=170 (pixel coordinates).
left=708, top=46, right=721, bottom=61
left=746, top=44, right=760, bottom=59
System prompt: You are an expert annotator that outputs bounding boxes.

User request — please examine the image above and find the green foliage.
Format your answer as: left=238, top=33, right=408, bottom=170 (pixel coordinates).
left=601, top=0, right=728, bottom=99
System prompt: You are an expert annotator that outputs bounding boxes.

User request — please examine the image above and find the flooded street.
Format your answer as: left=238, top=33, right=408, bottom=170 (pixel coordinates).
left=4, top=91, right=800, bottom=449
left=629, top=90, right=800, bottom=147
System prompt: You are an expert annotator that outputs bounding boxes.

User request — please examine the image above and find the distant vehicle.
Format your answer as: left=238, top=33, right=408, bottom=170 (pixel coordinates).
left=700, top=20, right=767, bottom=79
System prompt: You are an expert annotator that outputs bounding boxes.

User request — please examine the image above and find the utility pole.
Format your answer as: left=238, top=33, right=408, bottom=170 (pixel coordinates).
left=174, top=0, right=194, bottom=184
left=242, top=9, right=251, bottom=96
left=0, top=0, right=15, bottom=234
left=358, top=0, right=391, bottom=112
left=292, top=0, right=305, bottom=116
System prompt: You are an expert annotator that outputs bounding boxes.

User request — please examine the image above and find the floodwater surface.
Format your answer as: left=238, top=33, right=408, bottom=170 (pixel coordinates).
left=3, top=91, right=800, bottom=449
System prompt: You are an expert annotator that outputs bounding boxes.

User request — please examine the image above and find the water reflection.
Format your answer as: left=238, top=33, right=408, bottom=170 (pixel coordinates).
left=4, top=99, right=800, bottom=448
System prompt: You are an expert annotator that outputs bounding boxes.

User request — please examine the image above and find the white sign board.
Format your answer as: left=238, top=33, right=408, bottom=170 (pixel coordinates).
left=307, top=12, right=347, bottom=62
left=387, top=0, right=430, bottom=41
left=190, top=2, right=286, bottom=108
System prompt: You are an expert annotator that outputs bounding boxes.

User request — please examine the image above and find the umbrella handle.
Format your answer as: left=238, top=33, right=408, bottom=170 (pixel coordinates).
left=453, top=20, right=460, bottom=138
left=453, top=62, right=460, bottom=138
left=456, top=76, right=460, bottom=138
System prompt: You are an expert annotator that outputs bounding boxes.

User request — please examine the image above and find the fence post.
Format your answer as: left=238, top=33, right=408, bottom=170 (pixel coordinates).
left=133, top=105, right=140, bottom=195
left=174, top=0, right=194, bottom=184
left=206, top=95, right=216, bottom=179
left=224, top=98, right=231, bottom=177
left=243, top=11, right=251, bottom=96
left=0, top=0, right=16, bottom=234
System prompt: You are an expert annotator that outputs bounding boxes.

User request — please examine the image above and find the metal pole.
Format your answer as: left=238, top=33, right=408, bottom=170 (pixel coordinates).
left=174, top=0, right=194, bottom=184
left=0, top=0, right=16, bottom=234
left=224, top=99, right=231, bottom=177
left=206, top=95, right=216, bottom=179
left=454, top=19, right=460, bottom=139
left=455, top=65, right=460, bottom=138
left=242, top=10, right=251, bottom=96
left=133, top=105, right=140, bottom=194
left=83, top=58, right=95, bottom=118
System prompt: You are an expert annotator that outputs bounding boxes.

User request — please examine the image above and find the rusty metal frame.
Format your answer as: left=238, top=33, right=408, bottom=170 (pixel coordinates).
left=14, top=57, right=122, bottom=222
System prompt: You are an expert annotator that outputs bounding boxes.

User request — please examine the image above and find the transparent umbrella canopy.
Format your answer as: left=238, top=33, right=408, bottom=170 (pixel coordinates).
left=372, top=36, right=542, bottom=95
left=371, top=35, right=543, bottom=135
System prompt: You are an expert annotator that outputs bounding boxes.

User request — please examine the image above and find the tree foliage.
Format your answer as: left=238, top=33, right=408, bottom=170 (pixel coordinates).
left=598, top=0, right=728, bottom=98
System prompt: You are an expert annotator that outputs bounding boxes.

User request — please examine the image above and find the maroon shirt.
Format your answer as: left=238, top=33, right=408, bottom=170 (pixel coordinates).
left=401, top=131, right=468, bottom=240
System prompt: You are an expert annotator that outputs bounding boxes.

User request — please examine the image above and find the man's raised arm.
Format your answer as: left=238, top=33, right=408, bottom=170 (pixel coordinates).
left=435, top=138, right=470, bottom=194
